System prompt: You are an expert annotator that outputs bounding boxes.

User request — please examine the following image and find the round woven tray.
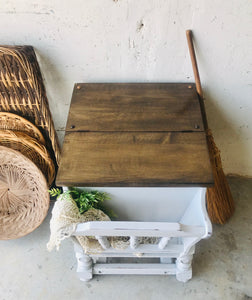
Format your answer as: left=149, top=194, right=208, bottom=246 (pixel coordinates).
left=0, top=130, right=55, bottom=185
left=0, top=146, right=50, bottom=240
left=0, top=112, right=45, bottom=145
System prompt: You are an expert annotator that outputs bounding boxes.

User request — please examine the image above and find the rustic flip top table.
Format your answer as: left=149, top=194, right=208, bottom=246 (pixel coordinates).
left=56, top=83, right=213, bottom=282
left=57, top=83, right=213, bottom=187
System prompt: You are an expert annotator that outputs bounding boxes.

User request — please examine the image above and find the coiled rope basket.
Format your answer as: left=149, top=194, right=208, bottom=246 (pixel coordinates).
left=0, top=130, right=55, bottom=186
left=0, top=112, right=45, bottom=145
left=0, top=146, right=50, bottom=240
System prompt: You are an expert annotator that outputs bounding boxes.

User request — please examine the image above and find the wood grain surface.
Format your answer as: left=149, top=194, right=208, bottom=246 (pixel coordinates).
left=66, top=83, right=204, bottom=132
left=56, top=131, right=213, bottom=187
left=57, top=83, right=213, bottom=187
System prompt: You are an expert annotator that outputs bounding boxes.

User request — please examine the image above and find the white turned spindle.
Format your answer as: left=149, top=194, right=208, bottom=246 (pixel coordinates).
left=130, top=236, right=139, bottom=249
left=158, top=237, right=171, bottom=249
left=75, top=252, right=93, bottom=281
left=176, top=254, right=193, bottom=282
left=96, top=236, right=111, bottom=249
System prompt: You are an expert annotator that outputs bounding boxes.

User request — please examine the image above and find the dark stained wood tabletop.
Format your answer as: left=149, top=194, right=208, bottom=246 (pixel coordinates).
left=57, top=83, right=213, bottom=187
left=66, top=83, right=204, bottom=132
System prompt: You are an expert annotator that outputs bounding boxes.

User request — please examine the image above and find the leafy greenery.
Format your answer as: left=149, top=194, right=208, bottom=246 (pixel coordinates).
left=49, top=188, right=61, bottom=197
left=49, top=187, right=115, bottom=217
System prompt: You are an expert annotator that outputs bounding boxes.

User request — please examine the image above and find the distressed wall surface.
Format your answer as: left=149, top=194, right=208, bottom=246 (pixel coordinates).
left=0, top=0, right=251, bottom=176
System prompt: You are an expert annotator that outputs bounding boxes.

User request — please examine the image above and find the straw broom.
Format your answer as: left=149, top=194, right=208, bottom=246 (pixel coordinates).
left=186, top=30, right=235, bottom=224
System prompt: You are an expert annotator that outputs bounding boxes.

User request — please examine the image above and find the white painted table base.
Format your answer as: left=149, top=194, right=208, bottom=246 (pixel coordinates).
left=63, top=187, right=212, bottom=283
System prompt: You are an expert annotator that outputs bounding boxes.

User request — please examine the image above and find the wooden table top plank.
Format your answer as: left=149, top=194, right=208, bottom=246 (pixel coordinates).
left=57, top=83, right=213, bottom=187
left=56, top=132, right=213, bottom=187
left=66, top=83, right=204, bottom=132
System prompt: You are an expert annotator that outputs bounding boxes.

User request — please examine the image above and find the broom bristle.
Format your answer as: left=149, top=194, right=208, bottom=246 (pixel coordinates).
left=206, top=130, right=235, bottom=224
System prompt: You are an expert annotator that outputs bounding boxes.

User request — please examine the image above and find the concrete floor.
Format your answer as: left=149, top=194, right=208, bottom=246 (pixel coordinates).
left=0, top=176, right=251, bottom=300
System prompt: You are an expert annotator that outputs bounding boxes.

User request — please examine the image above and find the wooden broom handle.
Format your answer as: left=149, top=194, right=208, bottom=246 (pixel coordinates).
left=186, top=30, right=209, bottom=130
left=186, top=30, right=203, bottom=100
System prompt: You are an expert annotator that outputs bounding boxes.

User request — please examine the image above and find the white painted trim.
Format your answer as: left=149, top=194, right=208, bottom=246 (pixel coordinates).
left=88, top=243, right=184, bottom=257
left=93, top=263, right=176, bottom=275
left=63, top=186, right=212, bottom=282
left=200, top=189, right=212, bottom=239
left=130, top=236, right=139, bottom=249
left=95, top=236, right=110, bottom=249
left=74, top=222, right=205, bottom=237
left=158, top=237, right=171, bottom=249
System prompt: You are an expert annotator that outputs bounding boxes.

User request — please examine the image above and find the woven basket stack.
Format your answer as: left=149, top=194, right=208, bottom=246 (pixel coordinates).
left=0, top=112, right=55, bottom=185
left=0, top=46, right=60, bottom=239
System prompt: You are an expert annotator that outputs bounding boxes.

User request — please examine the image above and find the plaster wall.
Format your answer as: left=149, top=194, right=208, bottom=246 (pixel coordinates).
left=0, top=0, right=251, bottom=175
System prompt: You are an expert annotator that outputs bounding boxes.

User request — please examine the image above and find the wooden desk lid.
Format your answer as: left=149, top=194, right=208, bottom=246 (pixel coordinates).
left=66, top=83, right=204, bottom=132
left=57, top=83, right=213, bottom=187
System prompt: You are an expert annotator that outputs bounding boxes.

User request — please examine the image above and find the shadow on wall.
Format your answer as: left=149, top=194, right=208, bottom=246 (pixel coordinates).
left=34, top=47, right=250, bottom=172
left=202, top=88, right=249, bottom=175
left=34, top=48, right=71, bottom=146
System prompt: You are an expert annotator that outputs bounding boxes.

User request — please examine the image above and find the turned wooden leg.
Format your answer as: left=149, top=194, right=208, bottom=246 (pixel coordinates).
left=72, top=238, right=93, bottom=281
left=176, top=254, right=193, bottom=282
left=75, top=251, right=93, bottom=282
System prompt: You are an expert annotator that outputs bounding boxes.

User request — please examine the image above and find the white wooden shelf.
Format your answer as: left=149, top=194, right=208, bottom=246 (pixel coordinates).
left=67, top=187, right=212, bottom=282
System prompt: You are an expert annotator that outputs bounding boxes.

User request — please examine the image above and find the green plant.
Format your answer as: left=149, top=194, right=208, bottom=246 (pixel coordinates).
left=49, top=188, right=61, bottom=197
left=49, top=187, right=114, bottom=217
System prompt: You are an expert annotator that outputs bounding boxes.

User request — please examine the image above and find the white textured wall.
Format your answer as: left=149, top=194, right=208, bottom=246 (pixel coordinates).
left=0, top=0, right=251, bottom=176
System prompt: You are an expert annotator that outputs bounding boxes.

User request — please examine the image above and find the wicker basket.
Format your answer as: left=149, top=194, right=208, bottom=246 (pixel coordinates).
left=0, top=112, right=45, bottom=144
left=0, top=130, right=55, bottom=186
left=0, top=46, right=60, bottom=169
left=0, top=146, right=50, bottom=240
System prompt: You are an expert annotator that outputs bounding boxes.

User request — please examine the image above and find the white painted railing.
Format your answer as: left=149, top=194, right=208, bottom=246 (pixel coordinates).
left=73, top=221, right=205, bottom=250
left=69, top=187, right=212, bottom=282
